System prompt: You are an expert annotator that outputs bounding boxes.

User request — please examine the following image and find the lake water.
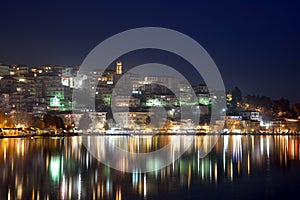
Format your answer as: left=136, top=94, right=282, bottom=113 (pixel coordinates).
left=1, top=135, right=300, bottom=200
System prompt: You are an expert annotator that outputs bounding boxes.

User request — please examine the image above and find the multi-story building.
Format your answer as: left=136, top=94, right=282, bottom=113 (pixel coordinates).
left=224, top=116, right=243, bottom=133
left=42, top=76, right=72, bottom=111
left=241, top=111, right=261, bottom=121
left=113, top=112, right=151, bottom=129
left=0, top=64, right=10, bottom=76
left=14, top=65, right=29, bottom=76
left=0, top=75, right=17, bottom=93
left=0, top=93, right=10, bottom=112
left=111, top=95, right=140, bottom=107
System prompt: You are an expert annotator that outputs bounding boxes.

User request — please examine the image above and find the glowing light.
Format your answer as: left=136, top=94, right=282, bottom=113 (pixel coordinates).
left=143, top=174, right=147, bottom=197
left=50, top=96, right=62, bottom=107
left=50, top=156, right=61, bottom=181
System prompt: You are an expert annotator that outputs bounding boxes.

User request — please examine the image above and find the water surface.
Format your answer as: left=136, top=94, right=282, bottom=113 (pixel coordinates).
left=1, top=135, right=300, bottom=199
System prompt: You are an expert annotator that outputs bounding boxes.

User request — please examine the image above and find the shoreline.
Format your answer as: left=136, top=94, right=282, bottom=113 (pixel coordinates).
left=1, top=132, right=300, bottom=138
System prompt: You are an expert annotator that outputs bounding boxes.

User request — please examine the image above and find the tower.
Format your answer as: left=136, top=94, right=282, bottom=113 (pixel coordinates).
left=116, top=61, right=122, bottom=75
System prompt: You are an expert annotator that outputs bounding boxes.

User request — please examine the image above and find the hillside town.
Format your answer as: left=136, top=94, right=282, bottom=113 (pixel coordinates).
left=0, top=62, right=299, bottom=136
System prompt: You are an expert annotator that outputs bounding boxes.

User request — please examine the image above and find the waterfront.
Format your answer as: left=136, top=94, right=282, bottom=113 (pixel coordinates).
left=1, top=135, right=300, bottom=199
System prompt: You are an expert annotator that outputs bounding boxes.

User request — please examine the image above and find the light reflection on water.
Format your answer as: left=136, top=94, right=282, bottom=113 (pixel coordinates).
left=0, top=135, right=300, bottom=199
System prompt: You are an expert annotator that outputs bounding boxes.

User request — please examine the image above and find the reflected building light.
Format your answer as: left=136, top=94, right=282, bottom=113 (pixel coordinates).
left=144, top=174, right=147, bottom=198
left=46, top=154, right=49, bottom=172
left=251, top=136, right=254, bottom=153
left=223, top=150, right=226, bottom=173
left=209, top=160, right=212, bottom=182
left=260, top=137, right=264, bottom=155
left=86, top=152, right=89, bottom=169
left=50, top=156, right=61, bottom=182
left=8, top=188, right=11, bottom=200
left=60, top=175, right=66, bottom=200
left=21, top=141, right=25, bottom=157
left=223, top=135, right=228, bottom=172
left=238, top=160, right=241, bottom=176
left=188, top=162, right=191, bottom=189
left=17, top=184, right=23, bottom=199
left=224, top=135, right=229, bottom=151
left=201, top=161, right=204, bottom=180
left=214, top=162, right=218, bottom=183
left=15, top=172, right=18, bottom=187
left=68, top=178, right=72, bottom=199
left=95, top=170, right=98, bottom=183
left=232, top=136, right=242, bottom=162
left=198, top=152, right=200, bottom=174
left=138, top=177, right=143, bottom=196
left=267, top=136, right=270, bottom=158
left=152, top=169, right=159, bottom=181
left=97, top=183, right=101, bottom=199
left=31, top=188, right=35, bottom=200
left=247, top=153, right=251, bottom=175
left=132, top=170, right=139, bottom=188
left=106, top=178, right=111, bottom=196
left=87, top=136, right=91, bottom=148
left=291, top=139, right=295, bottom=160
left=173, top=153, right=175, bottom=171
left=78, top=174, right=82, bottom=200
left=4, top=147, right=6, bottom=161
left=230, top=160, right=233, bottom=182
left=285, top=136, right=289, bottom=151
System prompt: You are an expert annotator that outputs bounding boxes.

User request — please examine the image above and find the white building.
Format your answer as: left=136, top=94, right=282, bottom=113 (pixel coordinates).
left=113, top=112, right=151, bottom=129
left=241, top=111, right=261, bottom=121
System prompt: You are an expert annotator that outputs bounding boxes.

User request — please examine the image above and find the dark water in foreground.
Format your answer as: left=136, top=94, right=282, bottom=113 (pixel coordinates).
left=1, top=135, right=300, bottom=200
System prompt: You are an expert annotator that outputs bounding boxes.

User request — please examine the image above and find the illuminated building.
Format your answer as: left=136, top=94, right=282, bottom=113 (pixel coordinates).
left=0, top=64, right=10, bottom=76
left=193, top=84, right=209, bottom=93
left=144, top=76, right=179, bottom=89
left=113, top=112, right=151, bottom=129
left=0, top=93, right=10, bottom=112
left=0, top=75, right=17, bottom=93
left=270, top=119, right=300, bottom=133
left=56, top=111, right=107, bottom=129
left=197, top=93, right=211, bottom=106
left=43, top=76, right=73, bottom=111
left=224, top=116, right=243, bottom=133
left=116, top=61, right=122, bottom=75
left=112, top=95, right=140, bottom=107
left=241, top=111, right=261, bottom=121
left=14, top=65, right=29, bottom=75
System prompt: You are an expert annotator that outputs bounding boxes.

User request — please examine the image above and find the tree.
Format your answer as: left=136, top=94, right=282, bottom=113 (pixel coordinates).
left=54, top=116, right=65, bottom=129
left=44, top=114, right=65, bottom=129
left=78, top=113, right=92, bottom=130
left=229, top=87, right=242, bottom=113
left=272, top=98, right=294, bottom=118
left=293, top=104, right=300, bottom=118
left=103, top=122, right=109, bottom=130
left=29, top=116, right=45, bottom=128
left=44, top=114, right=56, bottom=128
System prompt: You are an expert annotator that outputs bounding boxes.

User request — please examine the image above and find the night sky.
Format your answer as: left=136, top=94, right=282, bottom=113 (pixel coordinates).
left=0, top=0, right=299, bottom=103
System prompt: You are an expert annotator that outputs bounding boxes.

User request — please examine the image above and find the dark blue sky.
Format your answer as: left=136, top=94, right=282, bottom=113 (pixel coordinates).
left=0, top=0, right=299, bottom=103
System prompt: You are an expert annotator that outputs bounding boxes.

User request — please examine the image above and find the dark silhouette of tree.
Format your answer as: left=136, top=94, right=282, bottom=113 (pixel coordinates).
left=30, top=116, right=45, bottom=128
left=54, top=116, right=65, bottom=129
left=229, top=87, right=242, bottom=113
left=78, top=113, right=92, bottom=130
left=44, top=114, right=65, bottom=129
left=44, top=114, right=56, bottom=128
left=103, top=122, right=109, bottom=130
left=293, top=104, right=300, bottom=118
left=272, top=98, right=294, bottom=118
